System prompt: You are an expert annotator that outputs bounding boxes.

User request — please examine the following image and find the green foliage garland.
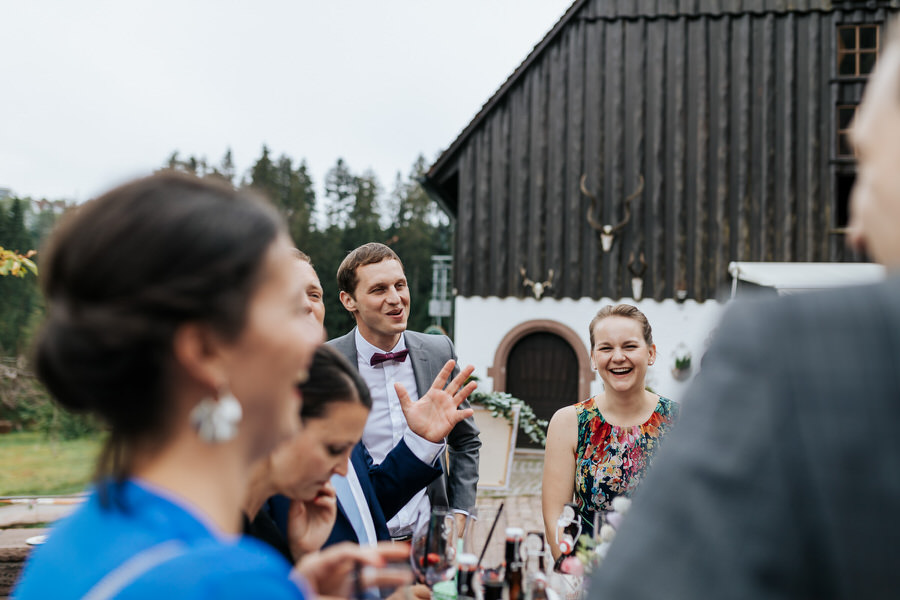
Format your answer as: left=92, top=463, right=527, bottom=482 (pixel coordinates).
left=468, top=388, right=548, bottom=447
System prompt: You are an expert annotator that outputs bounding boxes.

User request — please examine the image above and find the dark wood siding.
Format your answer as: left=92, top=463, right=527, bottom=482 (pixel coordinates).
left=428, top=1, right=897, bottom=301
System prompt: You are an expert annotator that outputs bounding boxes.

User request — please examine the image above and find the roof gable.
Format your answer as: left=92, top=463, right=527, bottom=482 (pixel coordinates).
left=427, top=0, right=898, bottom=193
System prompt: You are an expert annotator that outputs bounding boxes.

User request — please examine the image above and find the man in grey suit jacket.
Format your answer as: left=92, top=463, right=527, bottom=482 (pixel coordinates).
left=591, top=28, right=900, bottom=599
left=330, top=242, right=481, bottom=539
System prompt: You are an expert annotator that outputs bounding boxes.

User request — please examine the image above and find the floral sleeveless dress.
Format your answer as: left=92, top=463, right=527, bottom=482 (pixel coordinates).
left=573, top=396, right=679, bottom=535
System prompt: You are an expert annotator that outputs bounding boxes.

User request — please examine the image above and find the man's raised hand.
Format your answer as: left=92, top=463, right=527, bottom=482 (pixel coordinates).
left=395, top=360, right=477, bottom=443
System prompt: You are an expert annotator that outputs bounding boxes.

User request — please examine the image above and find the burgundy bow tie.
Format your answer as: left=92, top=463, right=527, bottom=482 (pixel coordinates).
left=370, top=349, right=409, bottom=366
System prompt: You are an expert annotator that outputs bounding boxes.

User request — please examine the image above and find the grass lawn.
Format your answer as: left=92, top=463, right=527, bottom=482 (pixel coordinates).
left=0, top=431, right=103, bottom=496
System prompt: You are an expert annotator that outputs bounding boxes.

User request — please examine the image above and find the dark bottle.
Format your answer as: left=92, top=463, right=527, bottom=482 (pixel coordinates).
left=552, top=503, right=582, bottom=574
left=457, top=553, right=478, bottom=600
left=504, top=527, right=524, bottom=600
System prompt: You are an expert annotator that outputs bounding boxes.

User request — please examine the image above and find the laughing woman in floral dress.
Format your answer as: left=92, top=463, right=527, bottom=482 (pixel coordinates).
left=542, top=304, right=679, bottom=561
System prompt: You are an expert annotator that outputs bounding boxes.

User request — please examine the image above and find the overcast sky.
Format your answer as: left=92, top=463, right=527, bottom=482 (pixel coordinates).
left=2, top=1, right=573, bottom=203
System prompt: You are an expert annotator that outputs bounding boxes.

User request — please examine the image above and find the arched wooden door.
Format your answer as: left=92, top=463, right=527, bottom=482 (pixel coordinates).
left=505, top=332, right=580, bottom=449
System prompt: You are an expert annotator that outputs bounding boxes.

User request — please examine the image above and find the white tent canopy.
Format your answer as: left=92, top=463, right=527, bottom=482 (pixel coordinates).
left=728, top=261, right=886, bottom=297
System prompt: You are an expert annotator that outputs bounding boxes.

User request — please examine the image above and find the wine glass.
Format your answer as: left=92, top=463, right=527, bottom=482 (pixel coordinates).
left=410, top=506, right=458, bottom=586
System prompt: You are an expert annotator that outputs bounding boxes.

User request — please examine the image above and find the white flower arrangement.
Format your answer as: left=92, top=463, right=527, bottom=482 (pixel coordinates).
left=575, top=497, right=632, bottom=570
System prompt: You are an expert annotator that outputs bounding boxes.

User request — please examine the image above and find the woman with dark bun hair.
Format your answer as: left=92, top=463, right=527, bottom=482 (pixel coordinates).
left=14, top=172, right=405, bottom=599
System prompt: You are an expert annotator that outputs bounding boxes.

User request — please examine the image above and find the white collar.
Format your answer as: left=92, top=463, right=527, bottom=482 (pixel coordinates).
left=354, top=328, right=407, bottom=365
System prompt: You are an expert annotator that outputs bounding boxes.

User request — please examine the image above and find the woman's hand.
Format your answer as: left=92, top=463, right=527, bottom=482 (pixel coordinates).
left=295, top=541, right=412, bottom=598
left=287, top=482, right=338, bottom=559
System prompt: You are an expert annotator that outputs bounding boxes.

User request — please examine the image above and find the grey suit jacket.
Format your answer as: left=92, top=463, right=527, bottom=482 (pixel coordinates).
left=329, top=329, right=481, bottom=513
left=591, top=276, right=900, bottom=599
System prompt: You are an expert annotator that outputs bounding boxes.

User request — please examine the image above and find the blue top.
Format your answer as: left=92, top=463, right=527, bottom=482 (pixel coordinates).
left=14, top=479, right=310, bottom=600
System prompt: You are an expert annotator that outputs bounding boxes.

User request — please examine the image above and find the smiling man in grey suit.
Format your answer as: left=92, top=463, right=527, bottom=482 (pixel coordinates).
left=330, top=242, right=481, bottom=540
left=591, top=25, right=900, bottom=599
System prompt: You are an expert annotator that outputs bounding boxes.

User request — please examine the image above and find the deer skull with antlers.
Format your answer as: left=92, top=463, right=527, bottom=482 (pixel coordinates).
left=580, top=174, right=645, bottom=252
left=628, top=251, right=648, bottom=301
left=520, top=266, right=554, bottom=300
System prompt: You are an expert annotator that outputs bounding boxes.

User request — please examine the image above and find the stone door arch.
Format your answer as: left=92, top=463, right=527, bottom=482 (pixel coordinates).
left=487, top=320, right=593, bottom=449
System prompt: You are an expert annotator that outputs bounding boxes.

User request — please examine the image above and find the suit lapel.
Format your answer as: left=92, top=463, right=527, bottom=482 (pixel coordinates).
left=329, top=330, right=359, bottom=371
left=405, top=332, right=433, bottom=397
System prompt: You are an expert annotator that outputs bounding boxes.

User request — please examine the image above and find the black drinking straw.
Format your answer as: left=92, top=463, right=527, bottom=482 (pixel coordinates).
left=476, top=502, right=505, bottom=570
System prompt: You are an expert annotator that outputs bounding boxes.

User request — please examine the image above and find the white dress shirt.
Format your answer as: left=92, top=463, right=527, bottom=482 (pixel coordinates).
left=354, top=328, right=445, bottom=538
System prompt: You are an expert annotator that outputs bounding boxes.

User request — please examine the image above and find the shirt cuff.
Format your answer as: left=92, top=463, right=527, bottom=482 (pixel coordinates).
left=403, top=428, right=446, bottom=466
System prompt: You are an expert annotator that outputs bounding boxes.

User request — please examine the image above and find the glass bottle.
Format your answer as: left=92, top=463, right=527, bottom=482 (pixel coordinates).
left=504, top=527, right=524, bottom=600
left=524, top=532, right=549, bottom=600
left=457, top=552, right=479, bottom=600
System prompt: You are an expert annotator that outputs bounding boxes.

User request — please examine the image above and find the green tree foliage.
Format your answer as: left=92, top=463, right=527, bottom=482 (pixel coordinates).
left=274, top=155, right=315, bottom=249
left=3, top=147, right=453, bottom=436
left=0, top=198, right=46, bottom=355
left=165, top=150, right=234, bottom=183
left=244, top=147, right=317, bottom=254
left=385, top=155, right=452, bottom=333
left=0, top=196, right=96, bottom=438
left=217, top=148, right=236, bottom=183
left=321, top=158, right=355, bottom=229
left=348, top=170, right=382, bottom=243
left=159, top=148, right=451, bottom=339
left=0, top=357, right=100, bottom=439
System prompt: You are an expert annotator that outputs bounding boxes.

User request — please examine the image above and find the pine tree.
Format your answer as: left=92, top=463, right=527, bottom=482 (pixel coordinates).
left=386, top=156, right=452, bottom=333
left=249, top=145, right=278, bottom=199
left=273, top=154, right=315, bottom=249
left=323, top=158, right=356, bottom=228
left=218, top=148, right=236, bottom=184
left=346, top=170, right=382, bottom=245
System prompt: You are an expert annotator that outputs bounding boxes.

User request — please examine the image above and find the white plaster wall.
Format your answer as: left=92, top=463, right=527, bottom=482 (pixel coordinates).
left=453, top=296, right=726, bottom=402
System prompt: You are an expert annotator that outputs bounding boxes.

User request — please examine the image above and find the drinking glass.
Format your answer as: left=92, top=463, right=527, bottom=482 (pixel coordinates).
left=410, top=506, right=458, bottom=586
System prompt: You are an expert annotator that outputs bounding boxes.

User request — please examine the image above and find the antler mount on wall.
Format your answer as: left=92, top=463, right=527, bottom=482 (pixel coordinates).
left=520, top=266, right=554, bottom=300
left=580, top=174, right=645, bottom=252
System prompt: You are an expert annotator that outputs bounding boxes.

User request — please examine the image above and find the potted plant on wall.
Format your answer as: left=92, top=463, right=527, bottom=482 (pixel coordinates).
left=671, top=344, right=693, bottom=382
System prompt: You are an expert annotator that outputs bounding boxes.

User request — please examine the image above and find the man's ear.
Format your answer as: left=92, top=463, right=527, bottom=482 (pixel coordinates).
left=339, top=290, right=358, bottom=314
left=172, top=322, right=226, bottom=392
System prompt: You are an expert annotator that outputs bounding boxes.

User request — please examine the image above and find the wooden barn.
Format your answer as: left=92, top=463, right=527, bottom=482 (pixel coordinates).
left=423, top=0, right=895, bottom=446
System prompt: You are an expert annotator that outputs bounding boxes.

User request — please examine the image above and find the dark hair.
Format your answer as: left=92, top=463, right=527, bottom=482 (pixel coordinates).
left=34, top=171, right=285, bottom=479
left=298, top=344, right=372, bottom=420
left=589, top=304, right=654, bottom=348
left=336, top=242, right=403, bottom=296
